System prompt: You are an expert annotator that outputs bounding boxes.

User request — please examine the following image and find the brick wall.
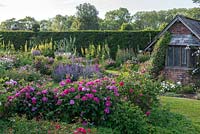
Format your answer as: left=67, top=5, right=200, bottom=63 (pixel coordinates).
left=162, top=67, right=193, bottom=84
left=169, top=22, right=191, bottom=34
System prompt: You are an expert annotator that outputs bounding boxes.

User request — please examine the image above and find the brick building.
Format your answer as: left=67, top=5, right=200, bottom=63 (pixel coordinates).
left=145, top=15, right=200, bottom=84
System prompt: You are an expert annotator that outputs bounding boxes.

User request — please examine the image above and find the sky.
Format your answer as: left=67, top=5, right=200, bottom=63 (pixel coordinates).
left=0, top=0, right=198, bottom=22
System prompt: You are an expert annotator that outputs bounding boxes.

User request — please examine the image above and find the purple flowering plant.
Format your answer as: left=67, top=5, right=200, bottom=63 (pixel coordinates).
left=7, top=77, right=120, bottom=125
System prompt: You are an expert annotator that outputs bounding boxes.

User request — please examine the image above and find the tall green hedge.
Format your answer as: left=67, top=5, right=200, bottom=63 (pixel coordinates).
left=0, top=31, right=159, bottom=59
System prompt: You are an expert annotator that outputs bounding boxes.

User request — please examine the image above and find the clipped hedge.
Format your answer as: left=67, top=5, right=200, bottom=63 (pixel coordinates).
left=0, top=31, right=159, bottom=59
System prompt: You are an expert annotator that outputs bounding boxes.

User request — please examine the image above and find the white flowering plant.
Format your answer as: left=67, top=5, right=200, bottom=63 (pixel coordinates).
left=160, top=81, right=182, bottom=94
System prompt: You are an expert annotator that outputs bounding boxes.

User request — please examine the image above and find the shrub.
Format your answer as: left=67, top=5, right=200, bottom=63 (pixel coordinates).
left=34, top=56, right=54, bottom=75
left=2, top=66, right=41, bottom=82
left=7, top=78, right=120, bottom=125
left=0, top=56, right=15, bottom=70
left=52, top=62, right=102, bottom=82
left=107, top=102, right=148, bottom=134
left=14, top=53, right=33, bottom=67
left=148, top=107, right=198, bottom=134
left=117, top=71, right=160, bottom=112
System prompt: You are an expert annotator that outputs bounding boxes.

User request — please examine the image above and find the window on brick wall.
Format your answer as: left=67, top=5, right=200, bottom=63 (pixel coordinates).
left=166, top=46, right=193, bottom=68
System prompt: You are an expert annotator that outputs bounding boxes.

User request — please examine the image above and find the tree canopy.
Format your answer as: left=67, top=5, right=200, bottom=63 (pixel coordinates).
left=75, top=3, right=99, bottom=30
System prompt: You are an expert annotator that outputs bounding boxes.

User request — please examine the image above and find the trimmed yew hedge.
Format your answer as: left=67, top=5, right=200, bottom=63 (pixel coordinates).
left=0, top=31, right=159, bottom=59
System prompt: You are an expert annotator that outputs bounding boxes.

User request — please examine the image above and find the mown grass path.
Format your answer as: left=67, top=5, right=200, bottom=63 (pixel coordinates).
left=160, top=96, right=200, bottom=132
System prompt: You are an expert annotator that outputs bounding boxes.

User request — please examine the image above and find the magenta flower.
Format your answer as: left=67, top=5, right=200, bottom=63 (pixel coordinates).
left=42, top=97, right=48, bottom=102
left=104, top=107, right=110, bottom=114
left=85, top=93, right=94, bottom=99
left=93, top=97, right=100, bottom=103
left=53, top=88, right=59, bottom=93
left=105, top=101, right=111, bottom=107
left=63, top=89, right=69, bottom=95
left=81, top=96, right=88, bottom=101
left=91, top=89, right=97, bottom=93
left=36, top=92, right=41, bottom=95
left=69, top=87, right=75, bottom=92
left=31, top=97, right=37, bottom=104
left=59, top=81, right=65, bottom=87
left=78, top=86, right=82, bottom=91
left=75, top=94, right=81, bottom=99
left=15, top=92, right=20, bottom=97
left=119, top=81, right=124, bottom=86
left=146, top=111, right=151, bottom=116
left=56, top=99, right=62, bottom=105
left=69, top=100, right=75, bottom=105
left=42, top=90, right=48, bottom=94
left=66, top=78, right=71, bottom=84
left=26, top=92, right=31, bottom=99
left=129, top=89, right=134, bottom=93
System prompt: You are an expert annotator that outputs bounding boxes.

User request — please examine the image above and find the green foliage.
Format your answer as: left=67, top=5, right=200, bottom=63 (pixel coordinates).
left=107, top=102, right=148, bottom=134
left=148, top=107, right=198, bottom=134
left=137, top=52, right=151, bottom=63
left=193, top=0, right=200, bottom=3
left=14, top=53, right=33, bottom=67
left=0, top=116, right=86, bottom=134
left=32, top=23, right=40, bottom=32
left=54, top=36, right=76, bottom=55
left=116, top=47, right=136, bottom=65
left=2, top=67, right=41, bottom=82
left=120, top=23, right=133, bottom=30
left=0, top=31, right=159, bottom=59
left=117, top=71, right=160, bottom=112
left=76, top=3, right=99, bottom=30
left=150, top=32, right=171, bottom=77
left=102, top=8, right=132, bottom=30
left=34, top=56, right=54, bottom=75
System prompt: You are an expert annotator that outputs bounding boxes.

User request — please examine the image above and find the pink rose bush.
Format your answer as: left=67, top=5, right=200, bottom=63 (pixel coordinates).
left=7, top=77, right=119, bottom=125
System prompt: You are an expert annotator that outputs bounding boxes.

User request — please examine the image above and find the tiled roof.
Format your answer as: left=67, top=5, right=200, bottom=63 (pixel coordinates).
left=144, top=15, right=200, bottom=51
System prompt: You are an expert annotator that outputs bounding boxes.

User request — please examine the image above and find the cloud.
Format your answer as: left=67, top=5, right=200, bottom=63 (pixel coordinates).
left=0, top=3, right=5, bottom=7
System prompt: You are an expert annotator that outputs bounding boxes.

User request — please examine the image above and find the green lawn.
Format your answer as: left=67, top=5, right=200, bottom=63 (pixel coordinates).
left=160, top=96, right=200, bottom=132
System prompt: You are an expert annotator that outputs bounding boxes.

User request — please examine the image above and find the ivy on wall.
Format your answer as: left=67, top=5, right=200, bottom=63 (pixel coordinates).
left=150, top=32, right=171, bottom=77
